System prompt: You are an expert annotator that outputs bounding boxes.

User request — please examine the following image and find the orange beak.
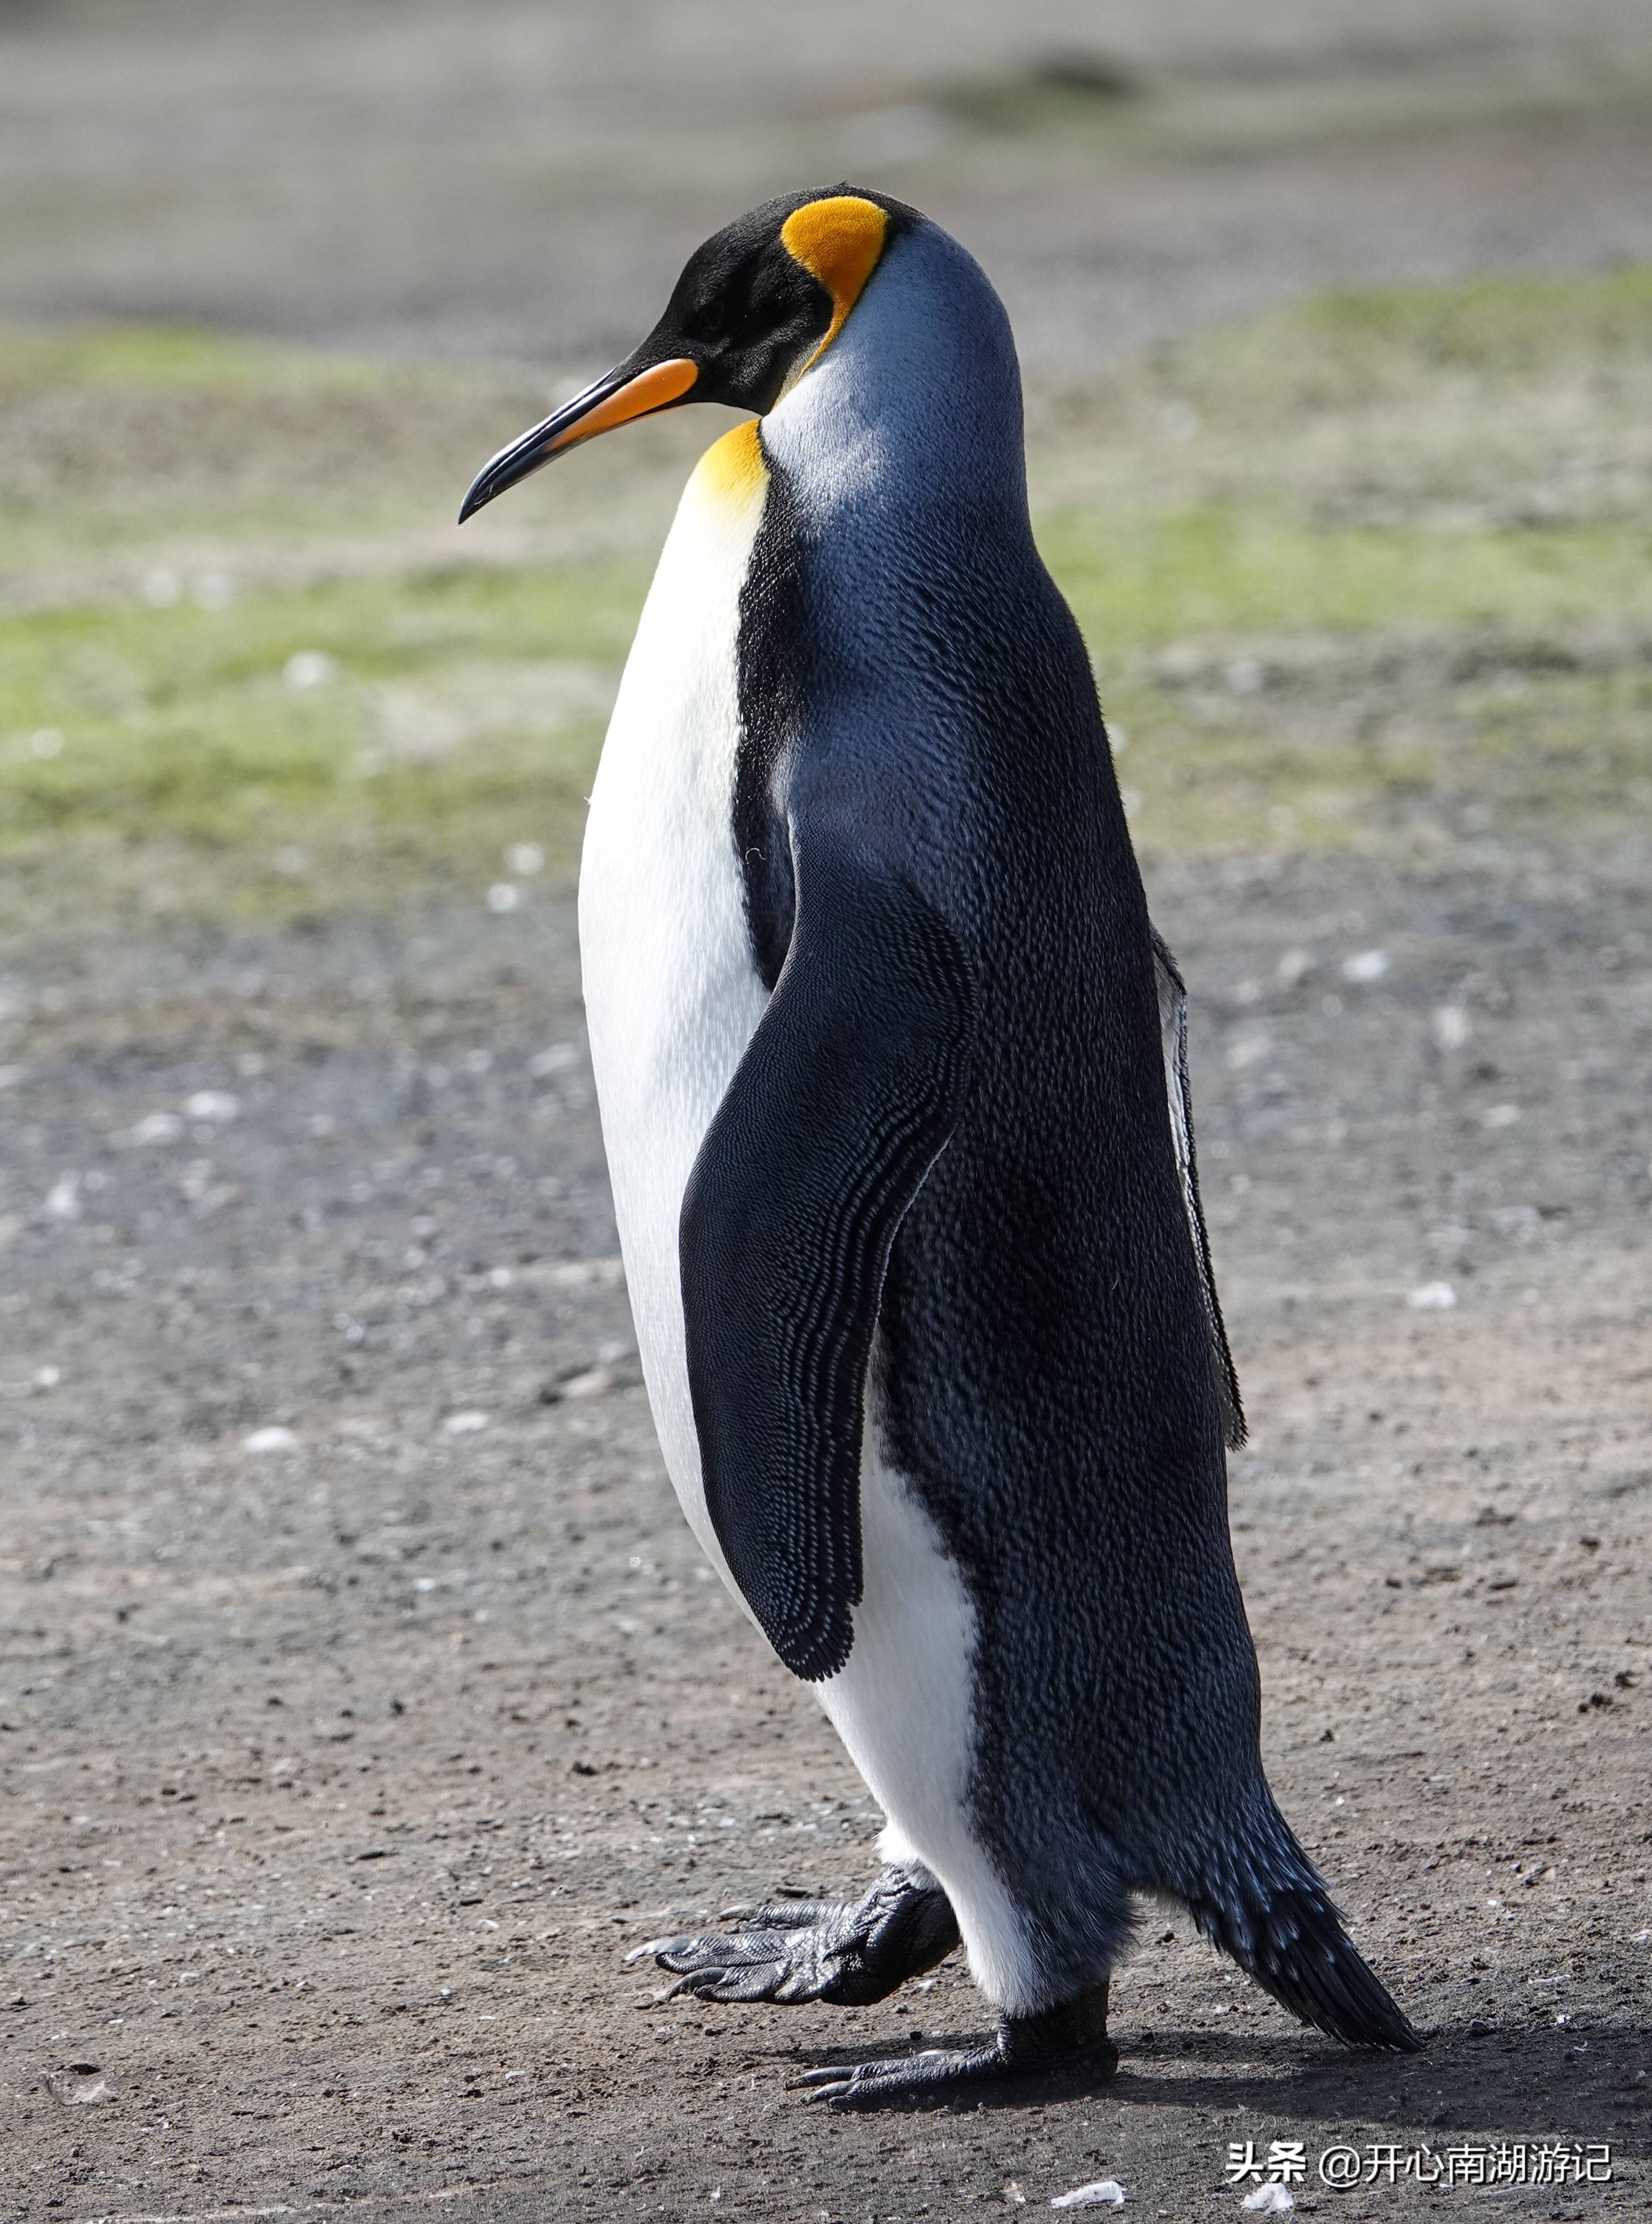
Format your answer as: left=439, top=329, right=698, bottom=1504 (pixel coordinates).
left=459, top=357, right=698, bottom=521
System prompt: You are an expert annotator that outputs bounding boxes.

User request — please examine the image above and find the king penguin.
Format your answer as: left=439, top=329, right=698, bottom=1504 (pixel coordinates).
left=459, top=187, right=1420, bottom=2106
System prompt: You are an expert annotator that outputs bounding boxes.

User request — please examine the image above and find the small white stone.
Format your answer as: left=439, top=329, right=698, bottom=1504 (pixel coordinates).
left=29, top=727, right=64, bottom=759
left=1432, top=1003, right=1472, bottom=1051
left=243, top=1425, right=299, bottom=1454
left=1225, top=1030, right=1271, bottom=1071
left=1242, top=2188, right=1295, bottom=2214
left=1342, top=949, right=1389, bottom=984
left=443, top=1409, right=489, bottom=1435
left=505, top=841, right=545, bottom=877
left=44, top=1173, right=80, bottom=1220
left=33, top=1365, right=61, bottom=1390
left=140, top=567, right=183, bottom=608
left=129, top=1111, right=184, bottom=1146
left=1408, top=1281, right=1457, bottom=1311
left=185, top=1090, right=238, bottom=1122
left=283, top=649, right=336, bottom=690
left=486, top=882, right=521, bottom=914
left=1052, top=2182, right=1126, bottom=2211
left=1277, top=947, right=1313, bottom=986
left=558, top=1366, right=613, bottom=1401
left=1481, top=1103, right=1521, bottom=1129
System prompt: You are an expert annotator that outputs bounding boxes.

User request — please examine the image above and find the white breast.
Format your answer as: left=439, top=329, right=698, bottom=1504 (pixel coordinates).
left=580, top=408, right=1046, bottom=2013
left=578, top=429, right=770, bottom=1587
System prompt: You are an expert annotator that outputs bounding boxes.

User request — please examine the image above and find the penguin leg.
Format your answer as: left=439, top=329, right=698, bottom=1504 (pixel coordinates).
left=803, top=1980, right=1117, bottom=2111
left=626, top=1862, right=959, bottom=2006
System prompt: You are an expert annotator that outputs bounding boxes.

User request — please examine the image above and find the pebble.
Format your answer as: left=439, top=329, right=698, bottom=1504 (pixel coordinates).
left=283, top=649, right=337, bottom=690
left=443, top=1410, right=490, bottom=1435
left=1408, top=1281, right=1457, bottom=1310
left=1052, top=2185, right=1126, bottom=2211
left=129, top=1111, right=184, bottom=1145
left=1341, top=948, right=1389, bottom=984
left=243, top=1425, right=299, bottom=1453
left=44, top=1173, right=80, bottom=1220
left=186, top=1090, right=239, bottom=1122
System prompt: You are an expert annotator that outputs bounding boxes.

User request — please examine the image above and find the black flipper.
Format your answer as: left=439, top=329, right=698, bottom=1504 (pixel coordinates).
left=629, top=1863, right=960, bottom=2006
left=680, top=829, right=974, bottom=1681
left=1150, top=928, right=1245, bottom=1449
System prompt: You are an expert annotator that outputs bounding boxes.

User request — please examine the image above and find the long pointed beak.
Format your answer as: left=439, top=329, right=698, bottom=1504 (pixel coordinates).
left=458, top=356, right=699, bottom=522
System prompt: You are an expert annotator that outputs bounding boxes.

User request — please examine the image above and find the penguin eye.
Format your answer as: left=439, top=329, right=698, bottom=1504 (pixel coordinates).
left=680, top=255, right=797, bottom=355
left=684, top=293, right=738, bottom=347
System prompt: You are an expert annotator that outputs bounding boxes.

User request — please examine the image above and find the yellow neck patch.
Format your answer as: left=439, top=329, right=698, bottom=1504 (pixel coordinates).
left=780, top=195, right=889, bottom=377
left=692, top=417, right=767, bottom=508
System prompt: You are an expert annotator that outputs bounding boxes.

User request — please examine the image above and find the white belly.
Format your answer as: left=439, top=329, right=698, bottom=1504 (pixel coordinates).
left=579, top=427, right=770, bottom=1589
left=578, top=421, right=1040, bottom=2011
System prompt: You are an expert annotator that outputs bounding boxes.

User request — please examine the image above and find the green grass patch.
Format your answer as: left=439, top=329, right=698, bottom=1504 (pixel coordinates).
left=0, top=563, right=645, bottom=926
left=1044, top=507, right=1652, bottom=646
left=1, top=264, right=1649, bottom=928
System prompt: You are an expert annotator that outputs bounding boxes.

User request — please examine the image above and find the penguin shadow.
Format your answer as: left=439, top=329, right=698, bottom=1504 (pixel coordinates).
left=782, top=2020, right=1652, bottom=2141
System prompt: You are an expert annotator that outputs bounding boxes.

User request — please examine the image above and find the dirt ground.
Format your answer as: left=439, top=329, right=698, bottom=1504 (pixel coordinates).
left=4, top=2, right=1652, bottom=2219
left=1, top=835, right=1649, bottom=2220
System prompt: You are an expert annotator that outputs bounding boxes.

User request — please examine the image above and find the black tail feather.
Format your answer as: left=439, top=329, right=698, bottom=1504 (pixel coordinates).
left=1187, top=1824, right=1422, bottom=2052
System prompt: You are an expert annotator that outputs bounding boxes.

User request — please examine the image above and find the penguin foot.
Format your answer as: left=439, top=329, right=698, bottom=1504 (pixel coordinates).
left=626, top=1863, right=959, bottom=2006
left=802, top=1982, right=1116, bottom=2112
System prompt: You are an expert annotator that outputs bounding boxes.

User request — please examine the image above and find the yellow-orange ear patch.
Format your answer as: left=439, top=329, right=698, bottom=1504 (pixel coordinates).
left=780, top=196, right=889, bottom=372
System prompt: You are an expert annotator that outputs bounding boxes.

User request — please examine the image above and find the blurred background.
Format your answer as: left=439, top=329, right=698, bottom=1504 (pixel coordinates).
left=4, top=5, right=1651, bottom=2215
left=4, top=0, right=1652, bottom=918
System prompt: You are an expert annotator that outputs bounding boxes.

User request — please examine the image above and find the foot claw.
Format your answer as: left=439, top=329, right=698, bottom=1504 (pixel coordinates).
left=620, top=1866, right=961, bottom=2008
left=801, top=2047, right=1000, bottom=2110
left=800, top=1984, right=1118, bottom=2111
left=623, top=1935, right=684, bottom=1966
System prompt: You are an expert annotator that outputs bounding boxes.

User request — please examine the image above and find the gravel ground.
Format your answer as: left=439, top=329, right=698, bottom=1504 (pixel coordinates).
left=2, top=838, right=1649, bottom=2219
left=4, top=4, right=1652, bottom=2216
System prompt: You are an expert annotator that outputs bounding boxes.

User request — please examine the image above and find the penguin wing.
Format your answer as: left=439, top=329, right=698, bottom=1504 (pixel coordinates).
left=1150, top=928, right=1246, bottom=1449
left=679, top=831, right=974, bottom=1682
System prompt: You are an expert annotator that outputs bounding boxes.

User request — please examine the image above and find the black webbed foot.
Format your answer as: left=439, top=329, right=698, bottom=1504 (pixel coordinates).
left=803, top=1981, right=1116, bottom=2111
left=626, top=1863, right=959, bottom=2006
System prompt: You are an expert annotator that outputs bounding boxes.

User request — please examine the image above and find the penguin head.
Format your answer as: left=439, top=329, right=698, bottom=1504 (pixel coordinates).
left=459, top=188, right=909, bottom=521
